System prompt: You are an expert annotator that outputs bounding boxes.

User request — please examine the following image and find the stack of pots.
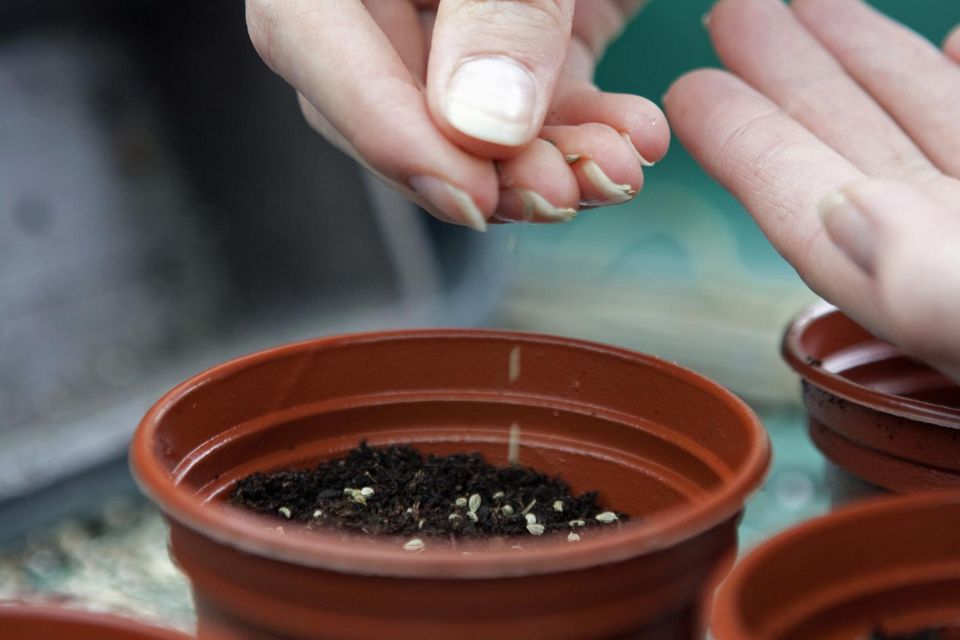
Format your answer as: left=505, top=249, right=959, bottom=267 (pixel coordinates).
left=709, top=303, right=960, bottom=639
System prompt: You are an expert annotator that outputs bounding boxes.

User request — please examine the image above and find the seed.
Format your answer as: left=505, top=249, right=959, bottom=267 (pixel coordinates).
left=359, top=486, right=375, bottom=497
left=417, top=519, right=425, bottom=530
left=508, top=346, right=521, bottom=383
left=526, top=523, right=545, bottom=536
left=466, top=511, right=478, bottom=522
left=448, top=513, right=462, bottom=521
left=468, top=494, right=481, bottom=513
left=403, top=538, right=426, bottom=552
left=595, top=512, right=618, bottom=524
left=511, top=545, right=525, bottom=551
left=569, top=519, right=586, bottom=528
left=492, top=491, right=505, bottom=500
left=525, top=513, right=537, bottom=525
left=312, top=510, right=322, bottom=518
left=564, top=153, right=582, bottom=164
left=508, top=423, right=521, bottom=465
left=278, top=507, right=292, bottom=519
left=455, top=497, right=468, bottom=508
left=567, top=532, right=581, bottom=542
left=521, top=499, right=537, bottom=515
left=553, top=500, right=564, bottom=512
left=501, top=505, right=515, bottom=516
left=343, top=488, right=367, bottom=505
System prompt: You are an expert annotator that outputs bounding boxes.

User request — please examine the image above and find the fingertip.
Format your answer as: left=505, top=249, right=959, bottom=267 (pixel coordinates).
left=944, top=25, right=960, bottom=63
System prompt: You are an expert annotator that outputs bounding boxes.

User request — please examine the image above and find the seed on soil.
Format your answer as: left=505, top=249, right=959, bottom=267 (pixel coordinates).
left=403, top=538, right=426, bottom=552
left=553, top=500, right=564, bottom=512
left=526, top=523, right=545, bottom=536
left=232, top=442, right=625, bottom=540
left=569, top=519, right=586, bottom=528
left=595, top=512, right=618, bottom=524
left=567, top=532, right=581, bottom=542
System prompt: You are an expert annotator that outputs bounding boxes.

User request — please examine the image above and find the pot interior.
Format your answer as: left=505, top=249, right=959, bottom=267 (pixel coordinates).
left=150, top=331, right=762, bottom=526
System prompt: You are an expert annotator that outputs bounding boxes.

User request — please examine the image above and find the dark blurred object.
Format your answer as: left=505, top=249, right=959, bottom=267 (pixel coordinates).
left=0, top=0, right=503, bottom=542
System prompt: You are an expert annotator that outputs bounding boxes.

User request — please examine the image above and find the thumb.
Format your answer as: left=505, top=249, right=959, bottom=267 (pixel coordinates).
left=818, top=179, right=960, bottom=380
left=426, top=0, right=575, bottom=157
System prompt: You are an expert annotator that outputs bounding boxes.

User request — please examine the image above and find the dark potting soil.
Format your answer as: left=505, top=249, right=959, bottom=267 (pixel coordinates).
left=231, top=442, right=627, bottom=540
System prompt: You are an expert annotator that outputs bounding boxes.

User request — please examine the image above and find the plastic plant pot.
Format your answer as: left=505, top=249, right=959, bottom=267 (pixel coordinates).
left=783, top=303, right=960, bottom=495
left=0, top=603, right=190, bottom=640
left=711, top=491, right=960, bottom=639
left=130, top=330, right=770, bottom=640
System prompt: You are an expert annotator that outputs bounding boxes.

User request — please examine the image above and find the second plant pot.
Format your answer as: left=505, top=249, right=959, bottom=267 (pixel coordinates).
left=131, top=330, right=770, bottom=639
left=783, top=303, right=960, bottom=495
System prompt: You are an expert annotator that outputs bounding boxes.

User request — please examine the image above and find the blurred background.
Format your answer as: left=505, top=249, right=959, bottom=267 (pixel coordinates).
left=0, top=0, right=955, bottom=632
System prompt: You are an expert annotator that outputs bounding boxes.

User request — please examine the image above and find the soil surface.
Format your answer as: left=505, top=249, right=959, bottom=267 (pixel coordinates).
left=231, top=442, right=627, bottom=540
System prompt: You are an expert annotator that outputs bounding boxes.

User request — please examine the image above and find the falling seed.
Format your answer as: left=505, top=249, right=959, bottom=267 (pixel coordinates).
left=521, top=499, right=537, bottom=515
left=360, top=486, right=375, bottom=497
left=567, top=532, right=581, bottom=542
left=468, top=494, right=482, bottom=513
left=595, top=512, right=618, bottom=524
left=455, top=497, right=468, bottom=508
left=569, top=519, right=586, bottom=528
left=403, top=538, right=426, bottom=552
left=501, top=505, right=515, bottom=516
left=525, top=513, right=537, bottom=525
left=508, top=346, right=521, bottom=383
left=278, top=507, right=292, bottom=519
left=553, top=500, right=564, bottom=512
left=526, top=523, right=545, bottom=536
left=508, top=423, right=521, bottom=465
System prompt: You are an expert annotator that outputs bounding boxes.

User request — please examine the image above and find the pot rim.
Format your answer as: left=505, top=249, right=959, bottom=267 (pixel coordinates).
left=781, top=302, right=960, bottom=429
left=710, top=490, right=960, bottom=639
left=0, top=602, right=190, bottom=639
left=130, top=329, right=770, bottom=579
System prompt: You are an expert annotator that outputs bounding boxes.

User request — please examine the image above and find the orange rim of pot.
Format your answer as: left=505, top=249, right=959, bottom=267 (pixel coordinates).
left=0, top=602, right=189, bottom=639
left=131, top=329, right=770, bottom=578
left=782, top=302, right=960, bottom=429
left=710, top=490, right=960, bottom=639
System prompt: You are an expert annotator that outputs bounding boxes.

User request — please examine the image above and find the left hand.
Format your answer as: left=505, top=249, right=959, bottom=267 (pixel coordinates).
left=665, top=0, right=960, bottom=381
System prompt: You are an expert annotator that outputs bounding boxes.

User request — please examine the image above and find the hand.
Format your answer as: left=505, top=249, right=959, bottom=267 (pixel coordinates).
left=246, top=0, right=669, bottom=229
left=665, top=0, right=960, bottom=381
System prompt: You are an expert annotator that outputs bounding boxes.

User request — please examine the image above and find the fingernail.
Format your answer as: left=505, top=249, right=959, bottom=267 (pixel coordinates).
left=444, top=56, right=537, bottom=146
left=580, top=160, right=635, bottom=206
left=410, top=175, right=488, bottom=232
left=512, top=188, right=577, bottom=223
left=818, top=190, right=877, bottom=274
left=621, top=132, right=655, bottom=167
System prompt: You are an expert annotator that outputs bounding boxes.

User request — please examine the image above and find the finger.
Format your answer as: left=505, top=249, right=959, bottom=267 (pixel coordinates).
left=707, top=0, right=935, bottom=180
left=819, top=180, right=960, bottom=380
left=493, top=139, right=579, bottom=223
left=572, top=0, right=629, bottom=57
left=426, top=0, right=575, bottom=155
left=793, top=0, right=960, bottom=177
left=541, top=123, right=642, bottom=206
left=946, top=25, right=960, bottom=64
left=246, top=0, right=496, bottom=230
left=663, top=69, right=878, bottom=319
left=363, top=0, right=427, bottom=83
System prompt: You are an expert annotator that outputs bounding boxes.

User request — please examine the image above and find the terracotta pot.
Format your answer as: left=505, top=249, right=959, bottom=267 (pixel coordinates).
left=711, top=491, right=960, bottom=639
left=0, top=603, right=190, bottom=639
left=130, top=330, right=769, bottom=640
left=783, top=303, right=960, bottom=494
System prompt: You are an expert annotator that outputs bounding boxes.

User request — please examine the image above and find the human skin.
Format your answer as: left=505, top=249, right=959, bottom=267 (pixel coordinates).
left=665, top=0, right=960, bottom=381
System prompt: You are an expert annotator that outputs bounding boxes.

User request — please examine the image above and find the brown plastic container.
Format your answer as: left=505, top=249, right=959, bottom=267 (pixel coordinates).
left=0, top=603, right=190, bottom=639
left=711, top=491, right=960, bottom=639
left=783, top=303, right=960, bottom=494
left=130, top=330, right=770, bottom=640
